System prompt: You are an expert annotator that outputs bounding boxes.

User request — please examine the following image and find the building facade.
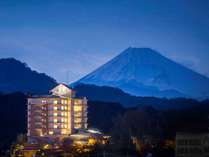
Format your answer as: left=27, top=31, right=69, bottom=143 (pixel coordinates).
left=176, top=132, right=209, bottom=157
left=27, top=84, right=87, bottom=140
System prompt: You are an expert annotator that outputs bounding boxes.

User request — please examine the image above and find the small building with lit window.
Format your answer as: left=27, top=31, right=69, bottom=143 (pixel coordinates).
left=27, top=84, right=87, bottom=141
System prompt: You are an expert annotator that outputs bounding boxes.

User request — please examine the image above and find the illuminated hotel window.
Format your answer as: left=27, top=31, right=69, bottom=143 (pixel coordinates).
left=54, top=119, right=57, bottom=123
left=64, top=100, right=68, bottom=104
left=74, top=112, right=82, bottom=117
left=61, top=118, right=64, bottom=122
left=61, top=112, right=64, bottom=116
left=74, top=124, right=81, bottom=129
left=61, top=130, right=67, bottom=134
left=65, top=106, right=68, bottom=110
left=61, top=124, right=67, bottom=128
left=74, top=106, right=82, bottom=112
left=54, top=113, right=58, bottom=116
left=74, top=118, right=82, bottom=123
left=65, top=119, right=67, bottom=122
left=53, top=100, right=58, bottom=104
left=61, top=99, right=64, bottom=104
left=54, top=125, right=58, bottom=128
left=75, top=99, right=82, bottom=104
left=54, top=106, right=58, bottom=110
left=61, top=106, right=64, bottom=110
left=65, top=112, right=67, bottom=116
left=49, top=131, right=53, bottom=135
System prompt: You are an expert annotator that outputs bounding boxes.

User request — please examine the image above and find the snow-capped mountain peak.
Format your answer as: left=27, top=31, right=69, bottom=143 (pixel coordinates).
left=74, top=48, right=209, bottom=98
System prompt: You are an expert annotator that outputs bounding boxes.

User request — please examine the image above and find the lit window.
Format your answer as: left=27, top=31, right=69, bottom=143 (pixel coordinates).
left=74, top=124, right=81, bottom=129
left=49, top=131, right=53, bottom=135
left=54, top=113, right=58, bottom=116
left=74, top=118, right=82, bottom=123
left=53, top=100, right=58, bottom=104
left=61, top=106, right=64, bottom=110
left=74, top=112, right=82, bottom=117
left=61, top=99, right=64, bottom=104
left=61, top=130, right=67, bottom=134
left=65, top=100, right=68, bottom=104
left=54, top=106, right=58, bottom=110
left=54, top=119, right=57, bottom=123
left=74, top=106, right=82, bottom=112
left=54, top=125, right=58, bottom=128
left=61, top=112, right=64, bottom=116
left=42, top=100, right=46, bottom=103
left=64, top=125, right=67, bottom=128
left=85, top=124, right=88, bottom=128
left=65, top=112, right=67, bottom=116
left=61, top=118, right=64, bottom=122
left=65, top=106, right=68, bottom=110
left=65, top=119, right=67, bottom=122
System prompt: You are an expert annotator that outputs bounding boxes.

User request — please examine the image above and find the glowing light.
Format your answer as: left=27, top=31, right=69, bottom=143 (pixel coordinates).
left=74, top=118, right=82, bottom=123
left=50, top=84, right=72, bottom=97
left=87, top=129, right=102, bottom=134
left=74, top=124, right=81, bottom=129
left=74, top=106, right=82, bottom=112
left=88, top=138, right=96, bottom=145
left=43, top=144, right=49, bottom=149
left=61, top=130, right=67, bottom=134
left=54, top=125, right=58, bottom=128
left=54, top=106, right=58, bottom=110
left=53, top=100, right=58, bottom=104
left=49, top=131, right=53, bottom=135
left=54, top=119, right=57, bottom=123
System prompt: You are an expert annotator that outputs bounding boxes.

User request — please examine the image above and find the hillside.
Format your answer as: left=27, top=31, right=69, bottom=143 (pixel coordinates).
left=74, top=84, right=200, bottom=109
left=0, top=58, right=57, bottom=94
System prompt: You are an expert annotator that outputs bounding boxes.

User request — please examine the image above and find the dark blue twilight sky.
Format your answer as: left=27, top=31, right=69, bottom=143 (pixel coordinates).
left=0, top=0, right=209, bottom=83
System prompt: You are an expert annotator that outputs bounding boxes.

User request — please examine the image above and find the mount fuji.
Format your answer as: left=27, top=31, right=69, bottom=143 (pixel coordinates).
left=74, top=48, right=209, bottom=98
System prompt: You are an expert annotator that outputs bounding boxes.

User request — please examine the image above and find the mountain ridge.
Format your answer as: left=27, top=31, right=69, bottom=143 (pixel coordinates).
left=73, top=83, right=201, bottom=109
left=0, top=58, right=57, bottom=94
left=74, top=47, right=209, bottom=98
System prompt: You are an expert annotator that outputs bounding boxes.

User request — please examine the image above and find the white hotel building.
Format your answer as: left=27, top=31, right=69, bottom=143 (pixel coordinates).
left=27, top=84, right=88, bottom=140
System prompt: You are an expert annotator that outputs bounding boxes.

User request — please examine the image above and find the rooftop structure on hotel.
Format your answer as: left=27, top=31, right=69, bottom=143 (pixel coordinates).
left=27, top=84, right=87, bottom=141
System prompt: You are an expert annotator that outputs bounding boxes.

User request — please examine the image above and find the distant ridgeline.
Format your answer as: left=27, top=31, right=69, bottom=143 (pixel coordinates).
left=74, top=84, right=205, bottom=109
left=0, top=58, right=57, bottom=94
